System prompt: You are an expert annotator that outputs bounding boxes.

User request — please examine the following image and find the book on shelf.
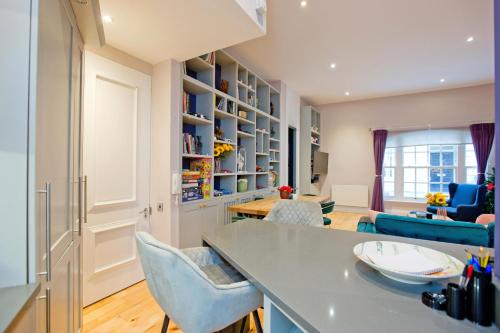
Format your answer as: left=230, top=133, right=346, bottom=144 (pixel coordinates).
left=214, top=96, right=224, bottom=111
left=200, top=52, right=215, bottom=65
left=227, top=100, right=236, bottom=114
left=183, top=133, right=202, bottom=155
left=183, top=91, right=191, bottom=114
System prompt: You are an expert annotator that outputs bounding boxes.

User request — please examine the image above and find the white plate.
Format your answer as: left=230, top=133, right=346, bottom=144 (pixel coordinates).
left=353, top=241, right=464, bottom=284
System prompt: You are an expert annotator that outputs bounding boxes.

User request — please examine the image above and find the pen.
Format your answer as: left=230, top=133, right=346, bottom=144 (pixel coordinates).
left=459, top=265, right=468, bottom=288
left=464, top=264, right=474, bottom=287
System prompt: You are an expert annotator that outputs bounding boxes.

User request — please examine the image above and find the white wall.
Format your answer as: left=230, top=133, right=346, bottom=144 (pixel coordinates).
left=150, top=59, right=183, bottom=246
left=0, top=0, right=33, bottom=287
left=275, top=82, right=301, bottom=188
left=318, top=84, right=495, bottom=214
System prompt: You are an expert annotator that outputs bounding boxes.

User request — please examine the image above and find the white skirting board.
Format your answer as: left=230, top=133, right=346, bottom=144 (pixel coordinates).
left=331, top=185, right=369, bottom=208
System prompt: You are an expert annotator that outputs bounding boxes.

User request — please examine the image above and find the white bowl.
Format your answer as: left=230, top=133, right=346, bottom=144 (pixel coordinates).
left=353, top=241, right=464, bottom=284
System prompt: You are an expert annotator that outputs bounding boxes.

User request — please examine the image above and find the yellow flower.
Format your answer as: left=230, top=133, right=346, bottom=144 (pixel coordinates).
left=436, top=196, right=447, bottom=205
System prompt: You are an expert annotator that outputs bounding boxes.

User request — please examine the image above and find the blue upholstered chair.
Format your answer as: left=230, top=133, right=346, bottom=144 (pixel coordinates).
left=136, top=232, right=263, bottom=333
left=264, top=200, right=324, bottom=226
left=427, top=183, right=487, bottom=222
left=357, top=214, right=495, bottom=247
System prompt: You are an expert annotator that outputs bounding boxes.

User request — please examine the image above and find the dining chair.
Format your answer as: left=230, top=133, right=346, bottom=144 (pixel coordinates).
left=136, top=232, right=263, bottom=333
left=264, top=200, right=324, bottom=226
left=321, top=201, right=335, bottom=227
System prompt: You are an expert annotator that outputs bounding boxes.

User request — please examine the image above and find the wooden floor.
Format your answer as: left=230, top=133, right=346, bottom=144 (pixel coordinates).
left=82, top=211, right=363, bottom=333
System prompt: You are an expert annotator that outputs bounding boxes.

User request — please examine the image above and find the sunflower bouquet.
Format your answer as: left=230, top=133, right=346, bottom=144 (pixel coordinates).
left=213, top=143, right=234, bottom=158
left=425, top=192, right=448, bottom=207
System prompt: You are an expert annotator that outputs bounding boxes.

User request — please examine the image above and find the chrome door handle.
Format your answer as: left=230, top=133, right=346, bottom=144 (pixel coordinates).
left=37, top=183, right=52, bottom=281
left=36, top=288, right=50, bottom=333
left=138, top=207, right=152, bottom=217
left=82, top=176, right=87, bottom=223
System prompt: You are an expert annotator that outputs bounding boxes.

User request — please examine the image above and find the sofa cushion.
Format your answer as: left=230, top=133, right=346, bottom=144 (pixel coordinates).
left=356, top=219, right=376, bottom=233
left=451, top=184, right=477, bottom=207
left=374, top=214, right=490, bottom=247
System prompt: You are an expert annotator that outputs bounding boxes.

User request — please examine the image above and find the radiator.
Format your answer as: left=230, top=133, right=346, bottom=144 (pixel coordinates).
left=224, top=199, right=239, bottom=225
left=331, top=185, right=369, bottom=208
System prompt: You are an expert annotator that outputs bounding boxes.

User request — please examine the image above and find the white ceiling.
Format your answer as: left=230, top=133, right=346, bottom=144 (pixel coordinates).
left=227, top=0, right=494, bottom=105
left=99, top=0, right=266, bottom=64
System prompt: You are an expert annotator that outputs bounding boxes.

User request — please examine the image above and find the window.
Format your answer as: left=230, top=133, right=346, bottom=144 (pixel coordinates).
left=383, top=148, right=396, bottom=197
left=383, top=144, right=477, bottom=201
left=465, top=144, right=478, bottom=184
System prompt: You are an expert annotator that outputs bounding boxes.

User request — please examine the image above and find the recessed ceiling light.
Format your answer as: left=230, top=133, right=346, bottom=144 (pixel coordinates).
left=300, top=0, right=307, bottom=8
left=440, top=78, right=446, bottom=83
left=330, top=63, right=336, bottom=69
left=466, top=36, right=475, bottom=43
left=345, top=91, right=350, bottom=96
left=102, top=15, right=113, bottom=23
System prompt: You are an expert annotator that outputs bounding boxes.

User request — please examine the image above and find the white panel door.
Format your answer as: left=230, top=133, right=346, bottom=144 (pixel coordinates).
left=82, top=51, right=151, bottom=306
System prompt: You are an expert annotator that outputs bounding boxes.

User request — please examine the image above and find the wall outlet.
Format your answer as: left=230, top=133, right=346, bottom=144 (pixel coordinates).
left=157, top=202, right=164, bottom=212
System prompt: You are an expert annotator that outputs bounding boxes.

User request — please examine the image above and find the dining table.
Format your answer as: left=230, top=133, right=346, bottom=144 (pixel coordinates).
left=202, top=219, right=499, bottom=333
left=227, top=194, right=330, bottom=217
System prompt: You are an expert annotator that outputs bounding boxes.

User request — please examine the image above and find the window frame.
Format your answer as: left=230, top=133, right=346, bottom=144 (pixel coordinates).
left=383, top=144, right=475, bottom=201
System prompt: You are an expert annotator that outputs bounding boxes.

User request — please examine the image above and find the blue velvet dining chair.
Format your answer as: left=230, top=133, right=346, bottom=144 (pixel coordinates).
left=136, top=232, right=263, bottom=333
left=264, top=200, right=324, bottom=226
left=427, top=183, right=487, bottom=222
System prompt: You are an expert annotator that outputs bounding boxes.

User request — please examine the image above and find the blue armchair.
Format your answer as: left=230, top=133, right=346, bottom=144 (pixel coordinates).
left=427, top=183, right=487, bottom=222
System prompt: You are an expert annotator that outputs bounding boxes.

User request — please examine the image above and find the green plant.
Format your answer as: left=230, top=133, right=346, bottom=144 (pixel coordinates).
left=484, top=168, right=495, bottom=214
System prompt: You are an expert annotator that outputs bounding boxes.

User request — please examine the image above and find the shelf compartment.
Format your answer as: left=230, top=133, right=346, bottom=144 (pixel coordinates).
left=237, top=116, right=255, bottom=125
left=214, top=174, right=236, bottom=197
left=183, top=113, right=212, bottom=125
left=214, top=117, right=236, bottom=145
left=237, top=174, right=256, bottom=193
left=185, top=56, right=214, bottom=86
left=270, top=89, right=280, bottom=119
left=237, top=130, right=255, bottom=138
left=215, top=51, right=237, bottom=98
left=257, top=79, right=270, bottom=113
left=256, top=173, right=270, bottom=190
left=214, top=108, right=235, bottom=119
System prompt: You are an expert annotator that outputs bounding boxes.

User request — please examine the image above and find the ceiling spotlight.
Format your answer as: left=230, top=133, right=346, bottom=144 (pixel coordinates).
left=300, top=0, right=307, bottom=8
left=440, top=78, right=446, bottom=83
left=330, top=63, right=336, bottom=69
left=102, top=15, right=113, bottom=23
left=466, top=36, right=475, bottom=43
left=345, top=91, right=350, bottom=96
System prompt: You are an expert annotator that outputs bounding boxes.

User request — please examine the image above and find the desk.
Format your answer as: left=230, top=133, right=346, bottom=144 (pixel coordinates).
left=228, top=195, right=330, bottom=217
left=203, top=220, right=498, bottom=333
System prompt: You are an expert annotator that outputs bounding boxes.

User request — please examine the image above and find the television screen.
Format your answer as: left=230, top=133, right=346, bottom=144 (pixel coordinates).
left=313, top=151, right=329, bottom=174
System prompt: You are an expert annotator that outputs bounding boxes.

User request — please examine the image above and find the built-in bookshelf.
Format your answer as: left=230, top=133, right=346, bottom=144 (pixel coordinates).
left=181, top=50, right=281, bottom=203
left=300, top=106, right=321, bottom=195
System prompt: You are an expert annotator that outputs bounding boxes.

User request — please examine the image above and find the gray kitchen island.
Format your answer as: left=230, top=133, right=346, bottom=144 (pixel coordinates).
left=202, top=219, right=499, bottom=333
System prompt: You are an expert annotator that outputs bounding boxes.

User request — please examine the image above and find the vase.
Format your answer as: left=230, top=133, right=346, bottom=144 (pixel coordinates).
left=437, top=207, right=447, bottom=220
left=280, top=191, right=290, bottom=199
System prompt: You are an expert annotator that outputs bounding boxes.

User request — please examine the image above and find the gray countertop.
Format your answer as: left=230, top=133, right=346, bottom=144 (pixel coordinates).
left=0, top=282, right=40, bottom=332
left=203, top=220, right=499, bottom=333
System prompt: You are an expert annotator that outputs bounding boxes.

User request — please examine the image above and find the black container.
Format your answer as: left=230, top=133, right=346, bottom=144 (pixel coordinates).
left=426, top=213, right=433, bottom=219
left=446, top=283, right=466, bottom=320
left=466, top=270, right=493, bottom=326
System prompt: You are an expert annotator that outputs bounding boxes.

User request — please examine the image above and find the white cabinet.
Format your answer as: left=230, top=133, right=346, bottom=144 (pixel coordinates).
left=35, top=0, right=83, bottom=331
left=180, top=201, right=220, bottom=248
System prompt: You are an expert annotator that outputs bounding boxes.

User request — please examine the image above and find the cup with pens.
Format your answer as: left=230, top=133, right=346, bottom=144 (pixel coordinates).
left=422, top=246, right=494, bottom=326
left=461, top=247, right=494, bottom=326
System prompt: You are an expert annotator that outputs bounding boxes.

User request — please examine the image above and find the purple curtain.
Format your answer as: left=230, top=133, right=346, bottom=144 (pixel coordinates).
left=371, top=130, right=388, bottom=212
left=470, top=123, right=495, bottom=184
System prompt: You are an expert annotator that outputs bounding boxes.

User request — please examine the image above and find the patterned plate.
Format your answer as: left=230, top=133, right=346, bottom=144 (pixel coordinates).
left=353, top=241, right=464, bottom=284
